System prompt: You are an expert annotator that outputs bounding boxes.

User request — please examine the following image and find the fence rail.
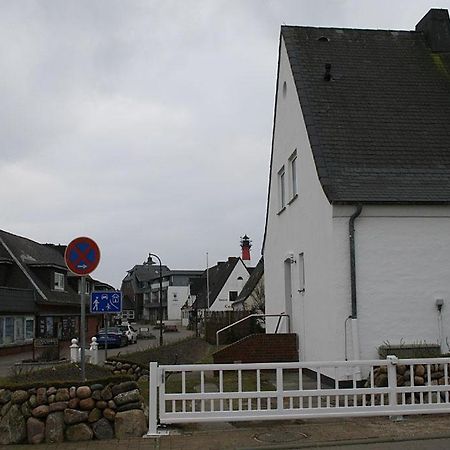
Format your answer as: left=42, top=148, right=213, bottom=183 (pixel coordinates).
left=147, top=356, right=450, bottom=435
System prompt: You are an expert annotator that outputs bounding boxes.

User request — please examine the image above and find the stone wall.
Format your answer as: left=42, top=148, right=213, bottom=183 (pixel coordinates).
left=372, top=363, right=449, bottom=387
left=0, top=381, right=147, bottom=445
left=104, top=360, right=149, bottom=381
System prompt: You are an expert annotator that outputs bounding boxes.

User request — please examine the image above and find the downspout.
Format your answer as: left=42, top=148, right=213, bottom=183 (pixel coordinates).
left=349, top=205, right=362, bottom=318
left=349, top=205, right=362, bottom=365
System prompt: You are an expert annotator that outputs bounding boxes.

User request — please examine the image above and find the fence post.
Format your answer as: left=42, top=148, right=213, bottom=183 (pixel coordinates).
left=70, top=339, right=79, bottom=363
left=276, top=367, right=284, bottom=411
left=387, top=355, right=399, bottom=413
left=147, top=361, right=159, bottom=436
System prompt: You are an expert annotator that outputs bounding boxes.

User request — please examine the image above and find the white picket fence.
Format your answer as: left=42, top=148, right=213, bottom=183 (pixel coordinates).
left=147, top=356, right=450, bottom=435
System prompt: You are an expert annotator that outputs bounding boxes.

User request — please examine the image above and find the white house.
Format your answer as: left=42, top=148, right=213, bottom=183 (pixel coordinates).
left=190, top=257, right=250, bottom=313
left=263, top=9, right=450, bottom=376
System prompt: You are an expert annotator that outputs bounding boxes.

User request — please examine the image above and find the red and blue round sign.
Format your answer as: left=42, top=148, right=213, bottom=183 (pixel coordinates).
left=64, top=237, right=100, bottom=275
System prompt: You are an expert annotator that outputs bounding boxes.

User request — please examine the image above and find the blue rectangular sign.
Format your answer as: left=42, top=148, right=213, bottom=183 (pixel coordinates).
left=90, top=291, right=122, bottom=314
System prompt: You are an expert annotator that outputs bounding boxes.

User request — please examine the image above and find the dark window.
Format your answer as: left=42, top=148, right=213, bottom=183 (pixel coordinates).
left=229, top=291, right=238, bottom=302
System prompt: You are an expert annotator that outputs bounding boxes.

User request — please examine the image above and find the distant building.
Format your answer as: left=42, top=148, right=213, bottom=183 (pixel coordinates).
left=0, top=230, right=111, bottom=354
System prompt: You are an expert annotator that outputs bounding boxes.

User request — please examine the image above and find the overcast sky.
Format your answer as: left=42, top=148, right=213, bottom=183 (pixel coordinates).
left=0, top=0, right=443, bottom=287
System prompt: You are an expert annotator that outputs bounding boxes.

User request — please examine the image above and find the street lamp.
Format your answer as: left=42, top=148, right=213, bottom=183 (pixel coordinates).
left=148, top=253, right=164, bottom=346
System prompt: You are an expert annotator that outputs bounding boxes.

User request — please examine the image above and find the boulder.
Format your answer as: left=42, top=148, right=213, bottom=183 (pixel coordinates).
left=114, top=389, right=141, bottom=406
left=114, top=410, right=147, bottom=438
left=48, top=394, right=55, bottom=404
left=79, top=397, right=96, bottom=411
left=90, top=383, right=104, bottom=391
left=65, top=423, right=93, bottom=441
left=117, top=401, right=142, bottom=412
left=0, top=404, right=26, bottom=444
left=92, top=417, right=114, bottom=440
left=92, top=390, right=102, bottom=400
left=27, top=417, right=45, bottom=445
left=103, top=408, right=116, bottom=421
left=11, top=390, right=29, bottom=404
left=1, top=401, right=11, bottom=416
left=69, top=386, right=76, bottom=398
left=21, top=402, right=32, bottom=418
left=68, top=397, right=80, bottom=409
left=36, top=387, right=47, bottom=405
left=76, top=386, right=92, bottom=399
left=49, top=401, right=68, bottom=413
left=88, top=408, right=102, bottom=423
left=47, top=387, right=57, bottom=396
left=112, top=381, right=138, bottom=397
left=101, top=386, right=113, bottom=401
left=45, top=412, right=64, bottom=444
left=32, top=405, right=50, bottom=419
left=55, top=388, right=70, bottom=402
left=0, top=389, right=11, bottom=404
left=108, top=400, right=117, bottom=409
left=96, top=400, right=107, bottom=409
left=28, top=394, right=37, bottom=408
left=64, top=408, right=88, bottom=425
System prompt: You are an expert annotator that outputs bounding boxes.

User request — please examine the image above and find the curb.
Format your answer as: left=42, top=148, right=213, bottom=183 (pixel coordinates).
left=236, top=433, right=450, bottom=449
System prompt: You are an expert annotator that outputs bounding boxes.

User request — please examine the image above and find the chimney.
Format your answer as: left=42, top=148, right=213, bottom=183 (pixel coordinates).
left=416, top=9, right=450, bottom=52
left=240, top=235, right=252, bottom=262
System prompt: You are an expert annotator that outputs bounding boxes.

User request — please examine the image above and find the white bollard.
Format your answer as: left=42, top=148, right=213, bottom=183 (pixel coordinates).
left=70, top=338, right=79, bottom=363
left=89, top=337, right=99, bottom=365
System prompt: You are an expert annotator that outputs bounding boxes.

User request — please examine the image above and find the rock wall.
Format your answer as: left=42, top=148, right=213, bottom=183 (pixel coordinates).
left=0, top=381, right=147, bottom=445
left=104, top=360, right=148, bottom=381
left=372, top=363, right=449, bottom=387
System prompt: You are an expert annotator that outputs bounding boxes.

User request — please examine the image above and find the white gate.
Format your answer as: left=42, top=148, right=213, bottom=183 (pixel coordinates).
left=147, top=356, right=450, bottom=435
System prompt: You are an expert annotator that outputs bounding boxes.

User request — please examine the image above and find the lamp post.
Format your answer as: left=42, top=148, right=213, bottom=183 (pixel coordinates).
left=148, top=253, right=164, bottom=346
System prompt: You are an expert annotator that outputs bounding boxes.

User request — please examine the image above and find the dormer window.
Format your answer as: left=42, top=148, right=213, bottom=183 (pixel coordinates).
left=54, top=272, right=65, bottom=291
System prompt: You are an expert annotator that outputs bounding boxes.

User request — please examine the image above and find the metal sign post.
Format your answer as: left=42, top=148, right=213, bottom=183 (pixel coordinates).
left=80, top=275, right=86, bottom=381
left=65, top=236, right=101, bottom=383
left=104, top=313, right=108, bottom=361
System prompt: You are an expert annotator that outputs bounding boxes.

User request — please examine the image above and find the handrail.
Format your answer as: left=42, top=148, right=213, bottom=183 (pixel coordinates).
left=216, top=313, right=290, bottom=347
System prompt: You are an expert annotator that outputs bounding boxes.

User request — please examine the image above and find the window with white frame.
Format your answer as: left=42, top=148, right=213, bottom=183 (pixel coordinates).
left=54, top=272, right=65, bottom=291
left=278, top=166, right=286, bottom=211
left=77, top=279, right=89, bottom=294
left=0, top=316, right=34, bottom=345
left=289, top=150, right=298, bottom=199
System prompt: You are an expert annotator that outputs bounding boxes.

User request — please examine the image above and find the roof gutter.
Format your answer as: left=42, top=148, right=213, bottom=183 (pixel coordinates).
left=349, top=205, right=362, bottom=318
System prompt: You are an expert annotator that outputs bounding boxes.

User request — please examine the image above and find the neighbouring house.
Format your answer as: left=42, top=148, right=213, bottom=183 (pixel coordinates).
left=233, top=256, right=264, bottom=312
left=121, top=255, right=203, bottom=322
left=189, top=257, right=251, bottom=314
left=263, top=9, right=450, bottom=377
left=0, top=230, right=110, bottom=354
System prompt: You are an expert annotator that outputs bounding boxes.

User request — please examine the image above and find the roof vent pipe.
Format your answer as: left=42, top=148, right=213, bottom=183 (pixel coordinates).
left=349, top=205, right=363, bottom=318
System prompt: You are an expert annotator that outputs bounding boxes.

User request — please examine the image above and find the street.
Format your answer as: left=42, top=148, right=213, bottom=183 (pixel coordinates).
left=0, top=326, right=194, bottom=378
left=304, top=437, right=450, bottom=449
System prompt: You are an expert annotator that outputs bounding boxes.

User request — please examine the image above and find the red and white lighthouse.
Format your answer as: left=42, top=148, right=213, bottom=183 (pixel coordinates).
left=240, top=234, right=252, bottom=265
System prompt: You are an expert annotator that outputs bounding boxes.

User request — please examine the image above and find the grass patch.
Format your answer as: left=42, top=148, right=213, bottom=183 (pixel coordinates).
left=111, top=337, right=214, bottom=367
left=0, top=363, right=133, bottom=390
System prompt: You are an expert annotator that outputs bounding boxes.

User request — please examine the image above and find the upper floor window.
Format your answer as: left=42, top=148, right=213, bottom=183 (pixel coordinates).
left=289, top=150, right=298, bottom=200
left=77, top=279, right=89, bottom=294
left=278, top=166, right=286, bottom=211
left=54, top=272, right=65, bottom=291
left=229, top=291, right=238, bottom=302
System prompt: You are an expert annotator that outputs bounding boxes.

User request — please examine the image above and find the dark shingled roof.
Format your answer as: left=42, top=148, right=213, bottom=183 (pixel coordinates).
left=233, top=257, right=264, bottom=305
left=192, top=257, right=244, bottom=309
left=281, top=9, right=450, bottom=203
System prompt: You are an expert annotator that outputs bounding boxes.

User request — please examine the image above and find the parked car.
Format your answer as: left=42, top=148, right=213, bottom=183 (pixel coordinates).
left=95, top=327, right=128, bottom=348
left=118, top=323, right=138, bottom=344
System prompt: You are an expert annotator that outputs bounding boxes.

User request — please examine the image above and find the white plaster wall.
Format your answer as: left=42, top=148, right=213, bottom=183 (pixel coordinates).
left=167, top=286, right=190, bottom=321
left=333, top=205, right=450, bottom=360
left=263, top=37, right=335, bottom=362
left=210, top=260, right=250, bottom=311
